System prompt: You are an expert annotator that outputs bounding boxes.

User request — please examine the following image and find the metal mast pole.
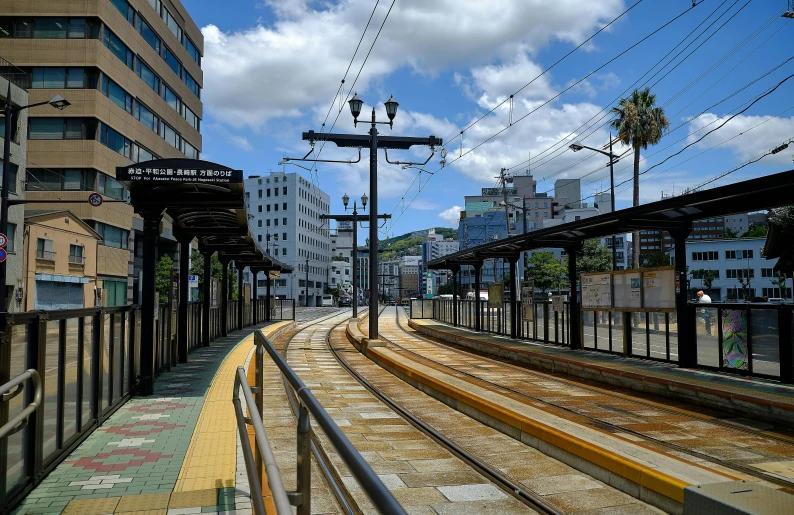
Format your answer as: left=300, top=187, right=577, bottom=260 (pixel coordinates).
left=610, top=133, right=617, bottom=271
left=352, top=207, right=358, bottom=318
left=368, top=108, right=379, bottom=340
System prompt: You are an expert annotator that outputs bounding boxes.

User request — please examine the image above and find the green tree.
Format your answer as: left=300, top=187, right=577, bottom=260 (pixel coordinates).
left=525, top=252, right=567, bottom=292
left=610, top=88, right=670, bottom=269
left=577, top=239, right=612, bottom=274
left=640, top=251, right=670, bottom=268
left=724, top=227, right=739, bottom=239
left=188, top=251, right=238, bottom=300
left=156, top=254, right=173, bottom=298
left=744, top=224, right=768, bottom=238
left=770, top=272, right=790, bottom=300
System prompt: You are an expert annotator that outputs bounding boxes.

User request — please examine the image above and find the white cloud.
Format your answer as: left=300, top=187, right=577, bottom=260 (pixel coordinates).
left=687, top=113, right=794, bottom=164
left=228, top=134, right=254, bottom=151
left=201, top=0, right=625, bottom=128
left=438, top=205, right=463, bottom=226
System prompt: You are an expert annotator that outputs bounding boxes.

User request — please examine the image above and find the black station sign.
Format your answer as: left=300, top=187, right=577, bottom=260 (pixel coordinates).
left=116, top=159, right=243, bottom=184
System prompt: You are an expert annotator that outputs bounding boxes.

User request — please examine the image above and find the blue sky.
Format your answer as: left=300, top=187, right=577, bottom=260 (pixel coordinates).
left=184, top=0, right=794, bottom=243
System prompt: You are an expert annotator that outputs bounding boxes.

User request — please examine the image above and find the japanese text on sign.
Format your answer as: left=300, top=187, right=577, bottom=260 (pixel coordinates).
left=118, top=167, right=242, bottom=183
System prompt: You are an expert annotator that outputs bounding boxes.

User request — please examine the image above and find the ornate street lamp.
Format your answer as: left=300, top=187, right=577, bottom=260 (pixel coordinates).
left=348, top=93, right=363, bottom=127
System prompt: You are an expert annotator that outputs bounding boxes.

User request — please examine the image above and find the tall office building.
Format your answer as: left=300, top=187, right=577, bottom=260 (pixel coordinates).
left=245, top=172, right=331, bottom=306
left=555, top=178, right=581, bottom=209
left=0, top=0, right=204, bottom=304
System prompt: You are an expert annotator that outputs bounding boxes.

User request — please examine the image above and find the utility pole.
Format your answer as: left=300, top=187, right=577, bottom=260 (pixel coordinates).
left=305, top=256, right=309, bottom=307
left=497, top=168, right=513, bottom=237
left=320, top=202, right=390, bottom=318
left=300, top=98, right=441, bottom=341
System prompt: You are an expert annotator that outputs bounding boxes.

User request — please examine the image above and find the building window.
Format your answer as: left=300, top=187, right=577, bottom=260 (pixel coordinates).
left=257, top=234, right=262, bottom=242
left=98, top=122, right=132, bottom=159
left=283, top=203, right=287, bottom=210
left=257, top=205, right=262, bottom=212
left=283, top=186, right=287, bottom=195
left=183, top=35, right=201, bottom=65
left=111, top=0, right=135, bottom=24
left=266, top=219, right=270, bottom=227
left=183, top=105, right=200, bottom=131
left=98, top=173, right=128, bottom=200
left=282, top=233, right=287, bottom=241
left=283, top=217, right=287, bottom=225
left=257, top=220, right=262, bottom=227
left=36, top=238, right=55, bottom=260
left=95, top=222, right=129, bottom=249
left=162, top=45, right=182, bottom=77
left=31, top=67, right=88, bottom=89
left=69, top=244, right=84, bottom=265
left=282, top=248, right=286, bottom=256
left=102, top=28, right=134, bottom=69
left=101, top=75, right=133, bottom=113
left=135, top=58, right=160, bottom=93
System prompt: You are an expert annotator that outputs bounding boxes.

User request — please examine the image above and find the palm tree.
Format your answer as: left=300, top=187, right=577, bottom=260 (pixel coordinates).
left=610, top=88, right=669, bottom=269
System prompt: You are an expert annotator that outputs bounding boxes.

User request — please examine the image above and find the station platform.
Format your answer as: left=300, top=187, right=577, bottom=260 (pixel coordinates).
left=408, top=318, right=794, bottom=426
left=12, top=321, right=293, bottom=515
left=345, top=308, right=794, bottom=513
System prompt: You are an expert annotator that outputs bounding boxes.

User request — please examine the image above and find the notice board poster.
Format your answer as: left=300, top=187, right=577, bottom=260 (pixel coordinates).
left=521, top=281, right=534, bottom=321
left=552, top=295, right=565, bottom=312
left=488, top=282, right=504, bottom=308
left=581, top=273, right=612, bottom=309
left=643, top=268, right=675, bottom=308
left=613, top=271, right=641, bottom=309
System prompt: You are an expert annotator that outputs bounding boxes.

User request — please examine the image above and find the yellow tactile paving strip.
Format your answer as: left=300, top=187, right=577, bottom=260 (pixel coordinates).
left=174, top=321, right=292, bottom=492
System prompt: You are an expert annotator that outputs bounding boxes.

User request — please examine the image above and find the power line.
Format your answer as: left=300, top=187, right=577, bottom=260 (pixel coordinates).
left=387, top=1, right=701, bottom=231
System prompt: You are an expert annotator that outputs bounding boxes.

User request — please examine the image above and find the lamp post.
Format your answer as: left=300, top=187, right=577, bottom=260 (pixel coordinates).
left=570, top=134, right=620, bottom=271
left=321, top=193, right=391, bottom=319
left=304, top=94, right=441, bottom=342
left=1, top=87, right=70, bottom=330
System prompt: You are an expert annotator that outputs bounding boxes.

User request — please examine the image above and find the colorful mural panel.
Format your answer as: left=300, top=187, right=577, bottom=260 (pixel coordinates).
left=722, top=309, right=749, bottom=370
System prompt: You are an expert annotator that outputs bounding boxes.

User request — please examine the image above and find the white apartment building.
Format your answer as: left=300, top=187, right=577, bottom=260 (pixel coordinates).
left=669, top=238, right=791, bottom=301
left=244, top=172, right=330, bottom=306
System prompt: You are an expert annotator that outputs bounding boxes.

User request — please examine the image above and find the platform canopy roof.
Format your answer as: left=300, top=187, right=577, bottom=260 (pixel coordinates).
left=117, top=158, right=291, bottom=273
left=428, top=167, right=794, bottom=270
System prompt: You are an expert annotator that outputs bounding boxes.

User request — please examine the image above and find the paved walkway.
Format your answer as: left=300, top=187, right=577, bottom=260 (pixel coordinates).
left=409, top=317, right=794, bottom=425
left=13, top=322, right=292, bottom=515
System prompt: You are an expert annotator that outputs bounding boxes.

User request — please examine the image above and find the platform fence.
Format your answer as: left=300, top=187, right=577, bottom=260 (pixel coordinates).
left=415, top=298, right=793, bottom=383
left=0, top=298, right=295, bottom=510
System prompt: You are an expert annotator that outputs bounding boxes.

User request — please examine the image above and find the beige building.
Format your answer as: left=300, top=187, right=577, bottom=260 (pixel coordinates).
left=0, top=0, right=203, bottom=305
left=22, top=210, right=100, bottom=311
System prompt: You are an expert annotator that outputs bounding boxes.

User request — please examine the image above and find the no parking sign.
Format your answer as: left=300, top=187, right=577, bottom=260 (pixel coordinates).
left=88, top=192, right=103, bottom=207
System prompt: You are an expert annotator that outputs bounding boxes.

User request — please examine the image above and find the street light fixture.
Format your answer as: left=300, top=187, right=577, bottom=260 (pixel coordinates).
left=342, top=192, right=350, bottom=209
left=384, top=95, right=399, bottom=128
left=1, top=84, right=70, bottom=331
left=348, top=93, right=363, bottom=126
left=569, top=135, right=621, bottom=271
left=361, top=192, right=368, bottom=209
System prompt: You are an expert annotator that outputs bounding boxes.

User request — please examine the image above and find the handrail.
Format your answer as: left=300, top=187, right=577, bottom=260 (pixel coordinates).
left=0, top=369, right=42, bottom=440
left=253, top=329, right=407, bottom=515
left=232, top=367, right=292, bottom=515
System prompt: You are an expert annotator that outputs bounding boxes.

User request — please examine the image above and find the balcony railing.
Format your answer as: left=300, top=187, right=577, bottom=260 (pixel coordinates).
left=68, top=255, right=85, bottom=265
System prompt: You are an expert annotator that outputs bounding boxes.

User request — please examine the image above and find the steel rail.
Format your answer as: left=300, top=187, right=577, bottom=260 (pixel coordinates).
left=392, top=307, right=794, bottom=488
left=326, top=310, right=562, bottom=515
left=255, top=313, right=407, bottom=515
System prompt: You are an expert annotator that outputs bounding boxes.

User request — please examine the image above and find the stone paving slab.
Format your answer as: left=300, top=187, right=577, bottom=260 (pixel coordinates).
left=12, top=322, right=292, bottom=515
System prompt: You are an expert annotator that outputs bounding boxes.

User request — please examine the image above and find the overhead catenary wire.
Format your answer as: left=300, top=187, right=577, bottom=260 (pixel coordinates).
left=386, top=1, right=702, bottom=231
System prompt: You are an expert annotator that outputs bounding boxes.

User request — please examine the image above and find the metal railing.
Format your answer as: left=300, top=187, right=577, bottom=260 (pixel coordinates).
left=1, top=306, right=141, bottom=507
left=417, top=298, right=793, bottom=383
left=234, top=329, right=407, bottom=515
left=68, top=255, right=85, bottom=265
left=0, top=370, right=42, bottom=440
left=35, top=250, right=55, bottom=261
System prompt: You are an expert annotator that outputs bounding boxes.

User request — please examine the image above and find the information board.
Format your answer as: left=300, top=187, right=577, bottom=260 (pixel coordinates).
left=643, top=268, right=676, bottom=308
left=552, top=295, right=565, bottom=312
left=117, top=161, right=242, bottom=184
left=488, top=282, right=504, bottom=308
left=613, top=271, right=641, bottom=309
left=581, top=273, right=612, bottom=309
left=521, top=281, right=534, bottom=321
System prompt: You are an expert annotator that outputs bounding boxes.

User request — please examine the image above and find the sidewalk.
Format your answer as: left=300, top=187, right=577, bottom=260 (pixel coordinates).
left=12, top=322, right=292, bottom=515
left=409, top=318, right=794, bottom=426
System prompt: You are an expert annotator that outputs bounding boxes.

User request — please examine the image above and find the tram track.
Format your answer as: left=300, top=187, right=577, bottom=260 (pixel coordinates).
left=280, top=308, right=563, bottom=514
left=386, top=307, right=794, bottom=490
left=266, top=309, right=360, bottom=515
